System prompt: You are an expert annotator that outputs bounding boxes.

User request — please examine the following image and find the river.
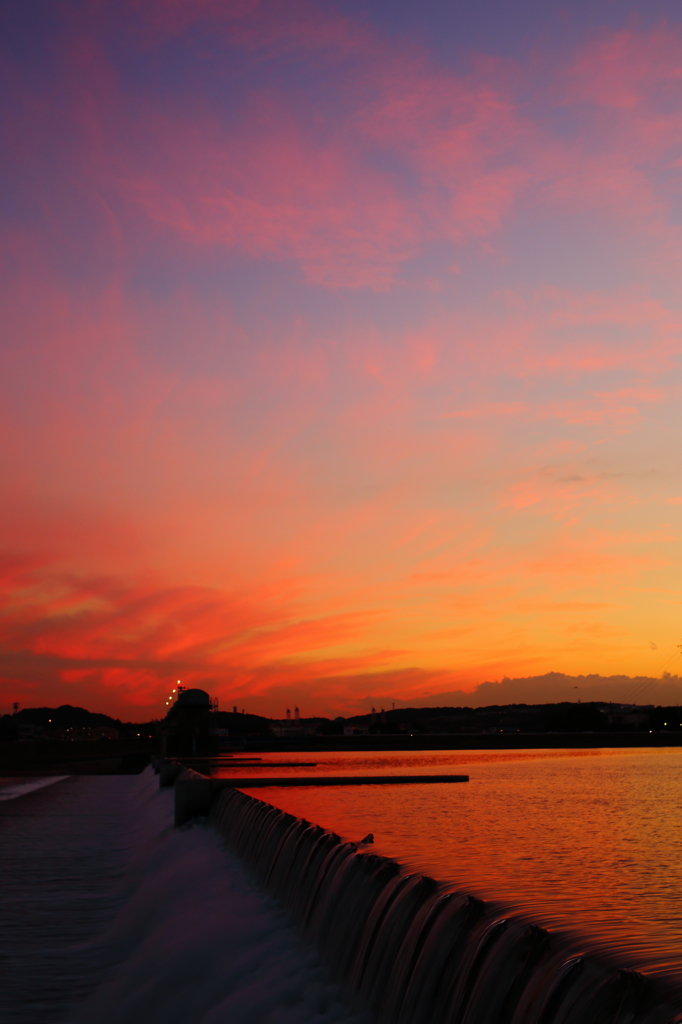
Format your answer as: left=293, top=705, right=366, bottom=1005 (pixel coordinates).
left=207, top=747, right=682, bottom=981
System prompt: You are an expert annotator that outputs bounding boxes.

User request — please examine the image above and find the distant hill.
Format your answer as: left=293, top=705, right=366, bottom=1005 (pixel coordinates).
left=9, top=705, right=121, bottom=728
left=211, top=710, right=272, bottom=735
left=0, top=705, right=157, bottom=740
left=3, top=689, right=681, bottom=740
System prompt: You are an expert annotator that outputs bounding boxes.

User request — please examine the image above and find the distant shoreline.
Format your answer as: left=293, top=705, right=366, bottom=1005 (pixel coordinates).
left=214, top=732, right=682, bottom=753
left=1, top=732, right=681, bottom=773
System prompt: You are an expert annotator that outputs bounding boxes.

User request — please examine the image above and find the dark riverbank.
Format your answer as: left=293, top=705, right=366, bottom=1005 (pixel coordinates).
left=2, top=731, right=682, bottom=771
left=0, top=738, right=156, bottom=774
left=215, top=731, right=682, bottom=753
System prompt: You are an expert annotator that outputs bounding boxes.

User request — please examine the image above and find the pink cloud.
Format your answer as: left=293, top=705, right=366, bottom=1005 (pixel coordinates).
left=23, top=0, right=533, bottom=289
left=116, top=18, right=682, bottom=285
left=11, top=7, right=682, bottom=290
left=567, top=27, right=682, bottom=111
left=115, top=79, right=529, bottom=289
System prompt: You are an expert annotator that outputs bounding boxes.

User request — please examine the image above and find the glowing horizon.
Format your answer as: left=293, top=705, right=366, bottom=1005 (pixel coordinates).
left=1, top=0, right=681, bottom=720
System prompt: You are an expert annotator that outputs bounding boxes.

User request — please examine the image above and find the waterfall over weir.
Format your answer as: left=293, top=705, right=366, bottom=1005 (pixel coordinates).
left=208, top=785, right=682, bottom=1024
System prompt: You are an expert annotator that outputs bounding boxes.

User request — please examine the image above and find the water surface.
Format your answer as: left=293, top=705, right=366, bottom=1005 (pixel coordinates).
left=211, top=748, right=682, bottom=979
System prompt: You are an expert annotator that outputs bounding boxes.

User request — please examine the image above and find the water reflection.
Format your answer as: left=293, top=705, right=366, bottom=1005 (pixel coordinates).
left=214, top=748, right=681, bottom=979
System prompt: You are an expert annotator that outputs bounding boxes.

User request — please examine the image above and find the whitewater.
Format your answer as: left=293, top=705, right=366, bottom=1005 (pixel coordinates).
left=2, top=763, right=680, bottom=1024
left=0, top=768, right=368, bottom=1024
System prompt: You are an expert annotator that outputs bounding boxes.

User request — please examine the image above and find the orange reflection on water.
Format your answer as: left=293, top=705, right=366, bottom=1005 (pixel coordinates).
left=223, top=748, right=682, bottom=979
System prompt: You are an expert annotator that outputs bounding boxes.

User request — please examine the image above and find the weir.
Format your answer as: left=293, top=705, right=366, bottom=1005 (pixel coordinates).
left=157, top=760, right=682, bottom=1024
left=167, top=761, right=468, bottom=824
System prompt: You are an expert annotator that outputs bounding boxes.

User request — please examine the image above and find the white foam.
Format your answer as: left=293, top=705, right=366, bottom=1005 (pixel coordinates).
left=0, top=775, right=69, bottom=801
left=67, top=770, right=369, bottom=1024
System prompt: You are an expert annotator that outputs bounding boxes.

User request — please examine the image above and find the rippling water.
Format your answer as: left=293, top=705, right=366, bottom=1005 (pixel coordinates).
left=210, top=748, right=682, bottom=980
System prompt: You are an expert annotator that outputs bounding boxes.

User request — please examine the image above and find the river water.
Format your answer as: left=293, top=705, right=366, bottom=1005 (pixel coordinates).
left=208, top=748, right=682, bottom=981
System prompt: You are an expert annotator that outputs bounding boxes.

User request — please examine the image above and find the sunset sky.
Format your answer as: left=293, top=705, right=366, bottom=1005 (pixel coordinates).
left=2, top=0, right=682, bottom=720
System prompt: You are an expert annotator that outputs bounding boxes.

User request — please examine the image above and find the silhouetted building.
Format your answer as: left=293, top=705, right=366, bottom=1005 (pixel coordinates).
left=163, top=688, right=214, bottom=755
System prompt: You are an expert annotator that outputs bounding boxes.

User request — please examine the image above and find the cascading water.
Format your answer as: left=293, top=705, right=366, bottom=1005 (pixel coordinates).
left=33, top=769, right=371, bottom=1024
left=209, top=785, right=682, bottom=1024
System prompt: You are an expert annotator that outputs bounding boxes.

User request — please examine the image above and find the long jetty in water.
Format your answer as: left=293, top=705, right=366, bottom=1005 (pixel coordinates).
left=162, top=760, right=468, bottom=824
left=189, top=772, right=469, bottom=787
left=156, top=756, right=682, bottom=1024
